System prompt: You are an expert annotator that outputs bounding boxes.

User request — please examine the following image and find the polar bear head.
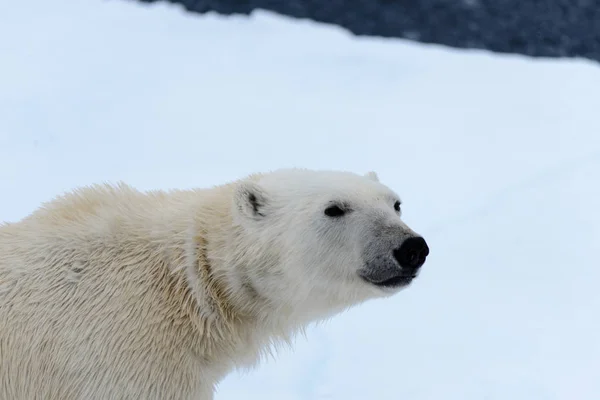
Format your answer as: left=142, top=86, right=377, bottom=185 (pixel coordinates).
left=231, top=168, right=429, bottom=320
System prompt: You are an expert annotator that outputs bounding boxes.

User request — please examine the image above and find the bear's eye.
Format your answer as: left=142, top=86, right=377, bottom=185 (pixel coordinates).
left=324, top=205, right=346, bottom=218
left=393, top=200, right=401, bottom=212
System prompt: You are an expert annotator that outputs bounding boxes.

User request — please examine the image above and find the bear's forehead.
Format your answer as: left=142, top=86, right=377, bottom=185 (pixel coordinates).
left=258, top=169, right=398, bottom=202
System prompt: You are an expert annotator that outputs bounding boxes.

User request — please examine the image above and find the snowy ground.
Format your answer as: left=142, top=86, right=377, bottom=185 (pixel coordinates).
left=2, top=1, right=600, bottom=399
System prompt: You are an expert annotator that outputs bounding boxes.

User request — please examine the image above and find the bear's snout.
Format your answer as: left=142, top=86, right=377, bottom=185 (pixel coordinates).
left=359, top=235, right=429, bottom=290
left=393, top=236, right=429, bottom=274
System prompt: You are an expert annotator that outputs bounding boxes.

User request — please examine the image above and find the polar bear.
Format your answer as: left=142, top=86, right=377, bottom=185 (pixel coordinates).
left=0, top=168, right=429, bottom=400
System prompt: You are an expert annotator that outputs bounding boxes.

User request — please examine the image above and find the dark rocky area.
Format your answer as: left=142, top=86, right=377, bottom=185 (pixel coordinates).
left=133, top=0, right=600, bottom=64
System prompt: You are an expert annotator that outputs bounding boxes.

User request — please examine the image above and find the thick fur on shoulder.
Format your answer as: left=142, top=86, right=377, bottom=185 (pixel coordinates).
left=0, top=179, right=292, bottom=400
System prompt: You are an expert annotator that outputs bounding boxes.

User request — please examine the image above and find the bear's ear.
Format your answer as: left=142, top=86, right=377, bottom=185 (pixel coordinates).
left=233, top=180, right=270, bottom=222
left=364, top=171, right=380, bottom=182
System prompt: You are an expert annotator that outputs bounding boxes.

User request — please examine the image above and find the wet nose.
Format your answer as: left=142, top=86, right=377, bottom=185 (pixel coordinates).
left=393, top=236, right=429, bottom=273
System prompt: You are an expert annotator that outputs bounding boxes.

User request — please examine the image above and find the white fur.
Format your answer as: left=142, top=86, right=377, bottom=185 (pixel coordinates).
left=0, top=168, right=422, bottom=399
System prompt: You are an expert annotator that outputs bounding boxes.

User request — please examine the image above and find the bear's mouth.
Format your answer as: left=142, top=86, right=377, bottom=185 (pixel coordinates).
left=376, top=275, right=415, bottom=288
left=360, top=272, right=416, bottom=289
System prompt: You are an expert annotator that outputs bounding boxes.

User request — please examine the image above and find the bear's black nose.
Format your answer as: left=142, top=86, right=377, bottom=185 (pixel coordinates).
left=393, top=236, right=429, bottom=273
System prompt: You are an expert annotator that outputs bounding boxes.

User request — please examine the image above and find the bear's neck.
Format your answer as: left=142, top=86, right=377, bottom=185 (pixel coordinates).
left=173, top=186, right=300, bottom=371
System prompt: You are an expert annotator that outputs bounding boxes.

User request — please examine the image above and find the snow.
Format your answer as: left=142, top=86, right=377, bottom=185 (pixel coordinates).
left=2, top=1, right=600, bottom=399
